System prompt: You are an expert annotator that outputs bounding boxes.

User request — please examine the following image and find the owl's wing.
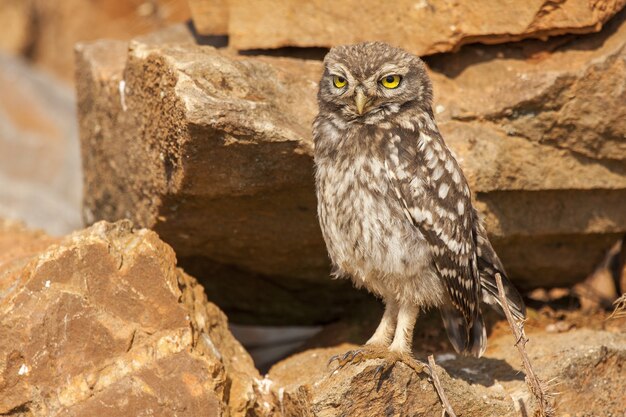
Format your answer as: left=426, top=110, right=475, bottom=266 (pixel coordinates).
left=473, top=209, right=526, bottom=321
left=382, top=126, right=485, bottom=356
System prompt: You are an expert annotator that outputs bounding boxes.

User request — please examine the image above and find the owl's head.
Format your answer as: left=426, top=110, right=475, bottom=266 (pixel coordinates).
left=318, top=42, right=433, bottom=124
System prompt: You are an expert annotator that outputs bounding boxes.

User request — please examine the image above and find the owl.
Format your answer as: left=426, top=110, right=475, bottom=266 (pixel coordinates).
left=313, top=42, right=525, bottom=361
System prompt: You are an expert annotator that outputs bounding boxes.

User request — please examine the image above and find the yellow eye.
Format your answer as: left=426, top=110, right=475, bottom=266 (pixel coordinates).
left=381, top=75, right=401, bottom=89
left=333, top=75, right=347, bottom=88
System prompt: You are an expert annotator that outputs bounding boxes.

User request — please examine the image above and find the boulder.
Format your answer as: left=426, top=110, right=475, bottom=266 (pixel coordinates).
left=75, top=29, right=364, bottom=325
left=0, top=0, right=33, bottom=56
left=0, top=52, right=82, bottom=235
left=188, top=0, right=625, bottom=55
left=0, top=0, right=190, bottom=81
left=429, top=11, right=626, bottom=287
left=0, top=220, right=261, bottom=416
left=267, top=345, right=516, bottom=417
left=264, top=325, right=626, bottom=416
left=188, top=0, right=229, bottom=35
left=75, top=13, right=626, bottom=324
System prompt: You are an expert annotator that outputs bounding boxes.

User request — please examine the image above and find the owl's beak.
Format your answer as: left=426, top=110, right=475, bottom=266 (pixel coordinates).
left=355, top=89, right=368, bottom=115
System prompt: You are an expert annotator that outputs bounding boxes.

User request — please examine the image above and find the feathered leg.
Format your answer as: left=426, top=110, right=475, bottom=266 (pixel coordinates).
left=366, top=298, right=398, bottom=347
left=389, top=302, right=419, bottom=353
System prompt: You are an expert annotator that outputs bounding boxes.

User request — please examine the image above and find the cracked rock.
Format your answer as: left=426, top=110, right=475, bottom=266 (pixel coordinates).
left=0, top=220, right=260, bottom=417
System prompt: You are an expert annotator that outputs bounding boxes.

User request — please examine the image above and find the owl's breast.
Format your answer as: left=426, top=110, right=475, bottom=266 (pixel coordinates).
left=315, top=153, right=431, bottom=282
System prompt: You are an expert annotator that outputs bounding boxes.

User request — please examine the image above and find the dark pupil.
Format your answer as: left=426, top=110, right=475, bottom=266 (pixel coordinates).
left=386, top=76, right=395, bottom=83
left=337, top=76, right=345, bottom=83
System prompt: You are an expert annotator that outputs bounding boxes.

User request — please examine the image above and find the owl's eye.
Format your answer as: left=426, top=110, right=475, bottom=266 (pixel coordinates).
left=380, top=75, right=402, bottom=89
left=333, top=75, right=347, bottom=88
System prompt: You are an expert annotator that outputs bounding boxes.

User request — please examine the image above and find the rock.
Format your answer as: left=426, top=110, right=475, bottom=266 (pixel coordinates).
left=0, top=218, right=58, bottom=268
left=76, top=14, right=626, bottom=324
left=188, top=0, right=626, bottom=55
left=484, top=327, right=626, bottom=416
left=0, top=220, right=261, bottom=416
left=429, top=12, right=626, bottom=162
left=0, top=0, right=190, bottom=81
left=0, top=52, right=82, bottom=235
left=0, top=0, right=34, bottom=56
left=573, top=237, right=625, bottom=311
left=264, top=325, right=626, bottom=416
left=429, top=10, right=626, bottom=287
left=267, top=345, right=516, bottom=416
left=75, top=29, right=366, bottom=325
left=188, top=0, right=229, bottom=35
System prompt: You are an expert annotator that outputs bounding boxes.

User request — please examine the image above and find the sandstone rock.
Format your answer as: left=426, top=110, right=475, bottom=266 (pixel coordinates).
left=267, top=345, right=516, bottom=416
left=430, top=11, right=626, bottom=162
left=430, top=11, right=626, bottom=287
left=188, top=0, right=229, bottom=35
left=188, top=0, right=625, bottom=55
left=0, top=220, right=261, bottom=416
left=573, top=238, right=625, bottom=311
left=263, top=325, right=626, bottom=416
left=0, top=52, right=82, bottom=235
left=75, top=31, right=365, bottom=325
left=76, top=14, right=626, bottom=324
left=0, top=0, right=190, bottom=81
left=0, top=219, right=55, bottom=254
left=0, top=0, right=34, bottom=55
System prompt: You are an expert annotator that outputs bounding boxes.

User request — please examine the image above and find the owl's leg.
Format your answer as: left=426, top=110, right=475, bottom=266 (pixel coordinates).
left=388, top=302, right=419, bottom=353
left=328, top=302, right=427, bottom=376
left=369, top=302, right=426, bottom=375
left=366, top=298, right=398, bottom=347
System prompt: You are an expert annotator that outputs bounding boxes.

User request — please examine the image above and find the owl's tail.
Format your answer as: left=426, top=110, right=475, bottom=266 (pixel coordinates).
left=479, top=267, right=526, bottom=321
left=440, top=304, right=487, bottom=357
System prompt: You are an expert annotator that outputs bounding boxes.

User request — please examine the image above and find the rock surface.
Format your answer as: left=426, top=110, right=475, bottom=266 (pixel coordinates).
left=0, top=52, right=82, bottom=235
left=0, top=223, right=624, bottom=416
left=264, top=323, right=626, bottom=416
left=0, top=220, right=261, bottom=416
left=188, top=0, right=229, bottom=35
left=189, top=0, right=625, bottom=55
left=76, top=13, right=626, bottom=324
left=0, top=0, right=190, bottom=81
left=75, top=28, right=364, bottom=325
left=429, top=10, right=626, bottom=288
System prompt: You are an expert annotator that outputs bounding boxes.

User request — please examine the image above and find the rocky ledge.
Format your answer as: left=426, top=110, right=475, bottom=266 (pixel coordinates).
left=189, top=0, right=625, bottom=55
left=0, top=220, right=624, bottom=416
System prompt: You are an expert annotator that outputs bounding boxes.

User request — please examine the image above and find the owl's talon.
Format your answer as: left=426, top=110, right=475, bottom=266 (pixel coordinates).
left=327, top=349, right=367, bottom=371
left=327, top=354, right=341, bottom=367
left=338, top=349, right=363, bottom=368
left=376, top=352, right=429, bottom=379
left=373, top=363, right=387, bottom=379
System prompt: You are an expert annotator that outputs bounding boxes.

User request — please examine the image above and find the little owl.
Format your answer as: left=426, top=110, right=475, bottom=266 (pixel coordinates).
left=313, top=42, right=525, bottom=365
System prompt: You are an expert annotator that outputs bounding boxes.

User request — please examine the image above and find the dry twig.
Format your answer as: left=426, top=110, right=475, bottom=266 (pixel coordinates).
left=427, top=354, right=457, bottom=417
left=495, top=273, right=554, bottom=417
left=609, top=293, right=626, bottom=319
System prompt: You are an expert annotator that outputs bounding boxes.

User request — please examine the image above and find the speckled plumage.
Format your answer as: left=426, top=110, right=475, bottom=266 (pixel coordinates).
left=313, top=42, right=525, bottom=356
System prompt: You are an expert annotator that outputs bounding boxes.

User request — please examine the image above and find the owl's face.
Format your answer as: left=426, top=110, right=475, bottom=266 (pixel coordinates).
left=317, top=42, right=433, bottom=124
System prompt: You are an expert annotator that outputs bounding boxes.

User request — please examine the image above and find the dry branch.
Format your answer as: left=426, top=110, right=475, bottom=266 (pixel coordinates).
left=495, top=273, right=554, bottom=417
left=609, top=293, right=626, bottom=319
left=427, top=354, right=457, bottom=417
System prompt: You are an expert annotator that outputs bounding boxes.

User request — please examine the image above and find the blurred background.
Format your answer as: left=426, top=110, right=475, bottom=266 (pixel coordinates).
left=1, top=0, right=625, bottom=372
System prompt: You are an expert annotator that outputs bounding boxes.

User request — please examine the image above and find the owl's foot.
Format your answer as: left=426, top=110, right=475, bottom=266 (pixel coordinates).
left=327, top=345, right=429, bottom=377
left=373, top=350, right=429, bottom=379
